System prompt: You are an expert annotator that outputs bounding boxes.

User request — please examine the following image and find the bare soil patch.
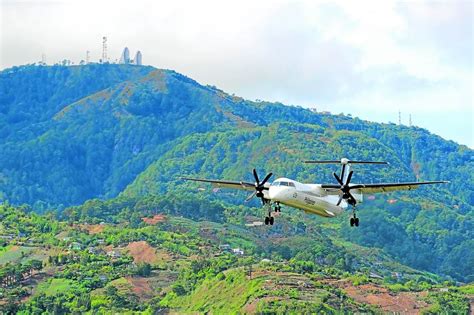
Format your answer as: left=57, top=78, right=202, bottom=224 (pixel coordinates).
left=142, top=214, right=166, bottom=225
left=126, top=276, right=154, bottom=300
left=78, top=224, right=105, bottom=235
left=125, top=241, right=172, bottom=264
left=323, top=279, right=431, bottom=314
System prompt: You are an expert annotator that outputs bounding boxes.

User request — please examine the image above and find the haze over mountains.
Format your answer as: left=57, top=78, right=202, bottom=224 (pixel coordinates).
left=0, top=64, right=473, bottom=283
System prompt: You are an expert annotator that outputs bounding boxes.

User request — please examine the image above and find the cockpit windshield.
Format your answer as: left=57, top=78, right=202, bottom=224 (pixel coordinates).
left=271, top=181, right=295, bottom=187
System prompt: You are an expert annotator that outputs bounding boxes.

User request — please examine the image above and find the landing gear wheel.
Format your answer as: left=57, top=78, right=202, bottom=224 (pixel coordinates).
left=264, top=217, right=270, bottom=225
left=350, top=206, right=359, bottom=227
left=274, top=203, right=281, bottom=212
left=269, top=217, right=274, bottom=225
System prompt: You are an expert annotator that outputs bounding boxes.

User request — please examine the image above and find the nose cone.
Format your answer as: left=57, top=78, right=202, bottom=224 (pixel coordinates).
left=269, top=186, right=287, bottom=201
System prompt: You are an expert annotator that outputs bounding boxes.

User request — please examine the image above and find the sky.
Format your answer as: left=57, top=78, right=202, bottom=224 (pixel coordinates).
left=1, top=0, right=473, bottom=147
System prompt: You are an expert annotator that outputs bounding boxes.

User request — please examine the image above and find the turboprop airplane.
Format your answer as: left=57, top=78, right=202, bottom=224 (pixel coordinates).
left=182, top=158, right=448, bottom=227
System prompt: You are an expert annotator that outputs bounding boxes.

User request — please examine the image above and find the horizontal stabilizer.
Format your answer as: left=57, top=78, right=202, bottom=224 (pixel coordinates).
left=304, top=158, right=389, bottom=165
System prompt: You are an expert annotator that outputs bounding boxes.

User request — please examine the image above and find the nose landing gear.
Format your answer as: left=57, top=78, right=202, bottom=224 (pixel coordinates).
left=350, top=206, right=359, bottom=227
left=264, top=215, right=274, bottom=226
left=263, top=201, right=280, bottom=226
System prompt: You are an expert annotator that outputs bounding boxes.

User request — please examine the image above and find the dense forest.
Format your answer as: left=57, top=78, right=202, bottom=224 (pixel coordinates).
left=0, top=64, right=472, bottom=312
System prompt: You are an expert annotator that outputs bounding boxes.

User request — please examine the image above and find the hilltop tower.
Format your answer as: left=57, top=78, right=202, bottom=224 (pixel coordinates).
left=102, top=36, right=108, bottom=63
left=120, top=47, right=130, bottom=64
left=135, top=51, right=142, bottom=65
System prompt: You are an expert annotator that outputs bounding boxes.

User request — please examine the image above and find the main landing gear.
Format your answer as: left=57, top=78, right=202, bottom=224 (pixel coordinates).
left=274, top=202, right=281, bottom=212
left=264, top=202, right=281, bottom=226
left=350, top=206, right=359, bottom=227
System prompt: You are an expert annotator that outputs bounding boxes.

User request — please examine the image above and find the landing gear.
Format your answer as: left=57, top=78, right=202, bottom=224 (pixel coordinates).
left=274, top=202, right=281, bottom=213
left=265, top=216, right=274, bottom=225
left=350, top=207, right=359, bottom=227
left=350, top=217, right=359, bottom=227
left=263, top=201, right=275, bottom=226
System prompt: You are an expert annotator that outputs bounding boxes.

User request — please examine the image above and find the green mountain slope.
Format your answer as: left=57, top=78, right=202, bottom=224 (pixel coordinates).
left=1, top=203, right=470, bottom=313
left=0, top=64, right=473, bottom=283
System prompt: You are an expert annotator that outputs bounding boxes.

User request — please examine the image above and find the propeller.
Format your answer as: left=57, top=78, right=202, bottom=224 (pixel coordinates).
left=245, top=169, right=272, bottom=204
left=333, top=170, right=357, bottom=206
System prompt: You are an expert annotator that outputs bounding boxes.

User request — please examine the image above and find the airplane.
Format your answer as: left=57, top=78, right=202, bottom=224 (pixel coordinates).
left=182, top=158, right=448, bottom=227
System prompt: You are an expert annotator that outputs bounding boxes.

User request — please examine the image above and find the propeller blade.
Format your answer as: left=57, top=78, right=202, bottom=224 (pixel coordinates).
left=253, top=169, right=260, bottom=185
left=336, top=195, right=343, bottom=206
left=333, top=172, right=344, bottom=186
left=345, top=170, right=354, bottom=186
left=340, top=164, right=346, bottom=183
left=245, top=191, right=256, bottom=202
left=260, top=172, right=273, bottom=186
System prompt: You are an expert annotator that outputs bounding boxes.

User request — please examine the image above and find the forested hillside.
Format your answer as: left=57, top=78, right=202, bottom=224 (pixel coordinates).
left=0, top=64, right=472, bottom=284
left=0, top=203, right=472, bottom=313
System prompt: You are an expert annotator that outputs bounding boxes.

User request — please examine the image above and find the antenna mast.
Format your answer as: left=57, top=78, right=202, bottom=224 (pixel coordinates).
left=102, top=36, right=108, bottom=63
left=398, top=110, right=402, bottom=125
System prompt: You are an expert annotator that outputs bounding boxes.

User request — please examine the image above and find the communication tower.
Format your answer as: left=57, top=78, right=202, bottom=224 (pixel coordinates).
left=135, top=51, right=142, bottom=65
left=102, top=36, right=108, bottom=62
left=398, top=110, right=402, bottom=125
left=120, top=47, right=130, bottom=64
left=86, top=50, right=90, bottom=64
left=409, top=114, right=412, bottom=127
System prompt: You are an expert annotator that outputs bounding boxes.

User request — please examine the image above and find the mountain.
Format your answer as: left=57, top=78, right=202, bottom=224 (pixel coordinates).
left=0, top=64, right=473, bottom=283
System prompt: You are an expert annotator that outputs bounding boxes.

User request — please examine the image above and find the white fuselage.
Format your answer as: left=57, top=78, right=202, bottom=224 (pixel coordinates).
left=267, top=178, right=350, bottom=218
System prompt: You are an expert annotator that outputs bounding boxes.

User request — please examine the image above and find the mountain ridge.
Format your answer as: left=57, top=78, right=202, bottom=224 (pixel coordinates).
left=0, top=64, right=472, bottom=283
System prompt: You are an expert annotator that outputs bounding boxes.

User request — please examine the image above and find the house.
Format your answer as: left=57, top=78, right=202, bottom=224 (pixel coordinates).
left=245, top=221, right=264, bottom=227
left=219, top=244, right=231, bottom=252
left=0, top=234, right=15, bottom=240
left=369, top=272, right=383, bottom=279
left=107, top=250, right=121, bottom=258
left=391, top=272, right=403, bottom=280
left=87, top=247, right=101, bottom=255
left=69, top=242, right=82, bottom=250
left=232, top=248, right=244, bottom=256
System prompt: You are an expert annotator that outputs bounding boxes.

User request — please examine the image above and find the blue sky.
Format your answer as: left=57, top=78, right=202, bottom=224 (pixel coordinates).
left=1, top=0, right=472, bottom=147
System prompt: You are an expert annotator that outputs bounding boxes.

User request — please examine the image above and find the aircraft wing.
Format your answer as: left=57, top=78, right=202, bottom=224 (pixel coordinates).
left=181, top=177, right=257, bottom=192
left=321, top=181, right=448, bottom=194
